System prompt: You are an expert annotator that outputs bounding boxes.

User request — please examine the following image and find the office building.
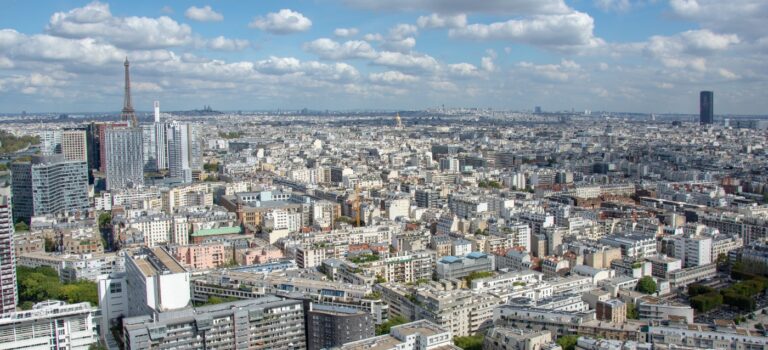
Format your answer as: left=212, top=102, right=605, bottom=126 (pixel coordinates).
left=0, top=197, right=16, bottom=315
left=10, top=155, right=89, bottom=221
left=104, top=126, right=144, bottom=190
left=123, top=296, right=306, bottom=350
left=700, top=91, right=713, bottom=125
left=0, top=301, right=98, bottom=350
left=436, top=252, right=494, bottom=280
left=307, top=303, right=374, bottom=350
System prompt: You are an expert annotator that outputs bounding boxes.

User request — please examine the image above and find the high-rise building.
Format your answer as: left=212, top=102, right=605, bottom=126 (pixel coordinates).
left=61, top=129, right=88, bottom=162
left=700, top=91, right=714, bottom=125
left=123, top=296, right=306, bottom=350
left=0, top=196, right=17, bottom=315
left=104, top=127, right=144, bottom=190
left=0, top=301, right=98, bottom=349
left=307, top=304, right=374, bottom=350
left=96, top=122, right=130, bottom=173
left=39, top=130, right=62, bottom=156
left=167, top=122, right=201, bottom=183
left=141, top=123, right=168, bottom=172
left=10, top=155, right=89, bottom=221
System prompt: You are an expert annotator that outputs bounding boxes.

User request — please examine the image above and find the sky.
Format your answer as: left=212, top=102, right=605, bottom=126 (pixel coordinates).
left=0, top=0, right=766, bottom=114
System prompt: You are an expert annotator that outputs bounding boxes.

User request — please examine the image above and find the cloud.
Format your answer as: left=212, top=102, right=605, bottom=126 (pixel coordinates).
left=46, top=1, right=193, bottom=49
left=594, top=0, right=631, bottom=13
left=516, top=59, right=582, bottom=82
left=185, top=5, right=223, bottom=22
left=160, top=6, right=173, bottom=14
left=417, top=14, right=467, bottom=29
left=249, top=9, right=312, bottom=34
left=334, top=28, right=359, bottom=37
left=303, top=38, right=378, bottom=60
left=343, top=0, right=570, bottom=15
left=448, top=11, right=604, bottom=51
left=669, top=0, right=768, bottom=40
left=641, top=30, right=740, bottom=71
left=447, top=63, right=481, bottom=78
left=373, top=51, right=439, bottom=72
left=369, top=71, right=419, bottom=84
left=207, top=36, right=249, bottom=51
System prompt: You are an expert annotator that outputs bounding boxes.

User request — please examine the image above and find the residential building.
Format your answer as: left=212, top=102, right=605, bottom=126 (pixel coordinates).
left=0, top=301, right=98, bottom=350
left=10, top=155, right=89, bottom=220
left=0, top=197, right=16, bottom=315
left=483, top=328, right=554, bottom=350
left=123, top=296, right=306, bottom=350
left=341, top=319, right=460, bottom=350
left=307, top=303, right=374, bottom=350
left=104, top=127, right=144, bottom=190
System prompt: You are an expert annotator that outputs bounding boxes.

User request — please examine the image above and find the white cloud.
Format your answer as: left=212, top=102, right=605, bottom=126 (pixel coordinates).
left=380, top=37, right=416, bottom=53
left=517, top=59, right=582, bottom=82
left=417, top=14, right=467, bottom=29
left=369, top=71, right=419, bottom=84
left=594, top=0, right=631, bottom=13
left=207, top=36, right=249, bottom=51
left=389, top=24, right=418, bottom=40
left=160, top=6, right=173, bottom=14
left=669, top=0, right=768, bottom=40
left=344, top=0, right=570, bottom=15
left=373, top=51, right=439, bottom=72
left=447, top=63, right=481, bottom=77
left=641, top=30, right=740, bottom=71
left=0, top=56, right=13, bottom=69
left=334, top=28, right=359, bottom=37
left=363, top=33, right=383, bottom=42
left=249, top=9, right=312, bottom=34
left=185, top=5, right=223, bottom=22
left=46, top=1, right=194, bottom=49
left=303, top=38, right=378, bottom=60
left=481, top=56, right=495, bottom=72
left=718, top=68, right=740, bottom=80
left=448, top=11, right=604, bottom=51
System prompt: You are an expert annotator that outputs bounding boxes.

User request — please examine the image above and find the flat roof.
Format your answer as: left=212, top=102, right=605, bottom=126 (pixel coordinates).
left=191, top=226, right=242, bottom=237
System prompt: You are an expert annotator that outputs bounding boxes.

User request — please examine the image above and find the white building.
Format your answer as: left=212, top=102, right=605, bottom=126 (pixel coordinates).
left=673, top=235, right=712, bottom=268
left=0, top=301, right=98, bottom=350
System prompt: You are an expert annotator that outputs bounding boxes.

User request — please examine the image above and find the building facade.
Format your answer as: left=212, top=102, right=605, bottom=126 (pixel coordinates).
left=10, top=155, right=89, bottom=220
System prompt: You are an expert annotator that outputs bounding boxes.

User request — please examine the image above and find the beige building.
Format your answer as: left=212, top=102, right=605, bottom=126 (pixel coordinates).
left=61, top=130, right=88, bottom=161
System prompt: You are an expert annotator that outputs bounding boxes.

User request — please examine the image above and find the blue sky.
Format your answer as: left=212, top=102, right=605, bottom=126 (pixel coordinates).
left=0, top=0, right=766, bottom=114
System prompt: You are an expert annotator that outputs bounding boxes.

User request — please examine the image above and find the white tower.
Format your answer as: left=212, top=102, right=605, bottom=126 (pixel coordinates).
left=153, top=101, right=160, bottom=123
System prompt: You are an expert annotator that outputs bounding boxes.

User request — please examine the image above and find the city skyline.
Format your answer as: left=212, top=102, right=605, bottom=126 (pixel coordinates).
left=0, top=1, right=766, bottom=114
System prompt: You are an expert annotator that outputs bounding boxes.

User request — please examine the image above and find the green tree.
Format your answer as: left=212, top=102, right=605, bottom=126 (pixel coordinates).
left=88, top=344, right=108, bottom=350
left=14, top=220, right=29, bottom=232
left=454, top=334, right=484, bottom=350
left=98, top=212, right=112, bottom=228
left=375, top=316, right=408, bottom=335
left=16, top=266, right=98, bottom=306
left=464, top=271, right=494, bottom=284
left=626, top=303, right=639, bottom=319
left=556, top=335, right=579, bottom=350
left=636, top=276, right=657, bottom=294
left=44, top=237, right=57, bottom=252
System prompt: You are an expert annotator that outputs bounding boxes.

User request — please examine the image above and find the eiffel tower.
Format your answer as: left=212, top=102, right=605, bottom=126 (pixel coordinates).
left=121, top=57, right=138, bottom=126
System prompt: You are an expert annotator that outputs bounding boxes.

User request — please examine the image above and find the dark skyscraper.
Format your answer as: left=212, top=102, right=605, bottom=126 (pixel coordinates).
left=700, top=91, right=714, bottom=125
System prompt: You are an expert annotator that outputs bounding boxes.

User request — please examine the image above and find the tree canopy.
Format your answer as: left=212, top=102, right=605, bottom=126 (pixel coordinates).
left=17, top=266, right=98, bottom=308
left=636, top=276, right=657, bottom=294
